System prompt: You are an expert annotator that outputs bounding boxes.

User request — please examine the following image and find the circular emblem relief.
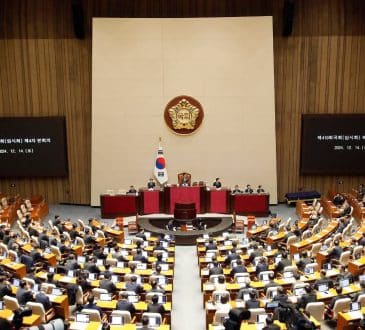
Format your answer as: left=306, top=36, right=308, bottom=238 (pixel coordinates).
left=164, top=95, right=204, bottom=135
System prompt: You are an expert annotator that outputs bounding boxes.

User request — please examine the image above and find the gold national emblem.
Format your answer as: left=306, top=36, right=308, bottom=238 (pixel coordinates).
left=164, top=96, right=204, bottom=135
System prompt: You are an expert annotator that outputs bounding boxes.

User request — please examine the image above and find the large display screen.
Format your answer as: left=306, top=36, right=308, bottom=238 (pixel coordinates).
left=0, top=117, right=68, bottom=177
left=300, top=114, right=365, bottom=174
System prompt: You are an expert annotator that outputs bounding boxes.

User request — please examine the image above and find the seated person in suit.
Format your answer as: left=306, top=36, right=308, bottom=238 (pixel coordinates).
left=16, top=280, right=34, bottom=306
left=147, top=294, right=165, bottom=316
left=116, top=291, right=136, bottom=316
left=35, top=287, right=52, bottom=311
left=133, top=248, right=148, bottom=263
left=245, top=290, right=260, bottom=309
left=272, top=286, right=289, bottom=303
left=263, top=273, right=280, bottom=294
left=296, top=285, right=317, bottom=310
left=256, top=185, right=265, bottom=193
left=314, top=270, right=334, bottom=290
left=230, top=259, right=247, bottom=277
left=274, top=252, right=292, bottom=273
left=205, top=238, right=217, bottom=251
left=137, top=315, right=154, bottom=330
left=209, top=257, right=223, bottom=276
left=336, top=265, right=354, bottom=284
left=244, top=184, right=254, bottom=194
left=125, top=275, right=144, bottom=294
left=83, top=295, right=103, bottom=315
left=255, top=257, right=269, bottom=276
left=213, top=178, right=222, bottom=189
left=224, top=248, right=241, bottom=266
left=232, top=185, right=242, bottom=194
left=352, top=280, right=365, bottom=302
left=100, top=273, right=117, bottom=294
left=214, top=275, right=227, bottom=291
left=263, top=317, right=280, bottom=330
left=127, top=185, right=137, bottom=194
left=147, top=178, right=156, bottom=190
left=328, top=240, right=343, bottom=260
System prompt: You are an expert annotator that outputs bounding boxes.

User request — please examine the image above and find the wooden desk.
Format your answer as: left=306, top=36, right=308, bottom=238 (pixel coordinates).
left=0, top=308, right=41, bottom=326
left=337, top=306, right=365, bottom=330
left=348, top=256, right=365, bottom=276
left=70, top=322, right=170, bottom=330
left=0, top=258, right=26, bottom=278
left=247, top=225, right=270, bottom=238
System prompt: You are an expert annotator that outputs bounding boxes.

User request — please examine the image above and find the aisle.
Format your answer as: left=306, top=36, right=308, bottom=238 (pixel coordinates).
left=172, top=245, right=205, bottom=330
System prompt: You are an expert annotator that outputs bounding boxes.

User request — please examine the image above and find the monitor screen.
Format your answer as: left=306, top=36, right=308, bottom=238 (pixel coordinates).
left=0, top=301, right=3, bottom=310
left=149, top=317, right=160, bottom=326
left=76, top=313, right=90, bottom=323
left=318, top=284, right=328, bottom=292
left=110, top=316, right=123, bottom=325
left=283, top=271, right=293, bottom=279
left=157, top=295, right=167, bottom=304
left=305, top=267, right=314, bottom=275
left=117, top=262, right=125, bottom=268
left=261, top=274, right=269, bottom=281
left=295, top=288, right=306, bottom=296
left=300, top=114, right=365, bottom=174
left=323, top=263, right=332, bottom=270
left=88, top=273, right=97, bottom=280
left=111, top=275, right=119, bottom=283
left=12, top=279, right=20, bottom=287
left=340, top=279, right=350, bottom=288
left=160, top=264, right=169, bottom=271
left=0, top=117, right=68, bottom=177
left=67, top=270, right=74, bottom=277
left=100, top=293, right=111, bottom=301
left=257, top=314, right=267, bottom=324
left=351, top=302, right=360, bottom=311
left=136, top=263, right=147, bottom=270
left=52, top=288, right=62, bottom=296
left=77, top=256, right=86, bottom=264
left=359, top=275, right=365, bottom=282
left=127, top=295, right=139, bottom=303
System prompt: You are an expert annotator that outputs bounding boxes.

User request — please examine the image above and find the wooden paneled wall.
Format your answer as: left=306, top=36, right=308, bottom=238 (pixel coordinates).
left=0, top=0, right=364, bottom=204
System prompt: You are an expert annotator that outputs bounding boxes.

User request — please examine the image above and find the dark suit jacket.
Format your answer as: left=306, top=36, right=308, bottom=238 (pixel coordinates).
left=329, top=246, right=343, bottom=260
left=0, top=283, right=12, bottom=299
left=225, top=253, right=240, bottom=265
left=209, top=266, right=223, bottom=276
left=35, top=292, right=52, bottom=310
left=147, top=182, right=155, bottom=189
left=99, top=279, right=117, bottom=293
left=230, top=265, right=247, bottom=277
left=16, top=288, right=34, bottom=306
left=213, top=182, right=222, bottom=188
left=147, top=302, right=165, bottom=316
left=125, top=282, right=144, bottom=294
left=297, top=293, right=317, bottom=310
left=256, top=262, right=269, bottom=275
left=205, top=243, right=217, bottom=250
left=83, top=302, right=103, bottom=315
left=116, top=299, right=136, bottom=315
left=275, top=258, right=292, bottom=273
left=133, top=254, right=148, bottom=263
left=245, top=299, right=260, bottom=309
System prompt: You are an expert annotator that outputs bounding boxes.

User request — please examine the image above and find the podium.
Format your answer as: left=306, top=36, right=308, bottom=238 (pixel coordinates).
left=174, top=203, right=197, bottom=222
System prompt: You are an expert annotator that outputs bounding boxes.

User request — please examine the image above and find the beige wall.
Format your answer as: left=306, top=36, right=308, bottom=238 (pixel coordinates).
left=91, top=17, right=277, bottom=206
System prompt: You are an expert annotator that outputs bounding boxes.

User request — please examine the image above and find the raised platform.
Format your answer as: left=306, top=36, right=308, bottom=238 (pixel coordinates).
left=137, top=216, right=233, bottom=245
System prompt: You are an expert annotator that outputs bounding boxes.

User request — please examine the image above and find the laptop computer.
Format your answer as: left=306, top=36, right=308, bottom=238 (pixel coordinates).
left=159, top=264, right=169, bottom=271
left=351, top=302, right=360, bottom=312
left=323, top=263, right=332, bottom=270
left=293, top=253, right=300, bottom=261
left=318, top=284, right=329, bottom=293
left=257, top=314, right=267, bottom=324
left=96, top=259, right=104, bottom=266
left=110, top=315, right=124, bottom=325
left=283, top=271, right=293, bottom=279
left=127, top=294, right=139, bottom=303
left=116, top=261, right=125, bottom=268
left=12, top=278, right=20, bottom=287
left=294, top=287, right=306, bottom=296
left=100, top=293, right=112, bottom=301
left=266, top=301, right=279, bottom=309
left=88, top=273, right=97, bottom=280
left=0, top=301, right=4, bottom=310
left=340, top=279, right=350, bottom=288
left=136, top=263, right=147, bottom=270
left=77, top=256, right=86, bottom=264
left=304, top=267, right=314, bottom=275
left=261, top=273, right=269, bottom=281
left=52, top=288, right=63, bottom=296
left=124, top=239, right=132, bottom=245
left=111, top=275, right=119, bottom=283
left=157, top=295, right=167, bottom=304
left=76, top=313, right=90, bottom=323
left=148, top=316, right=161, bottom=326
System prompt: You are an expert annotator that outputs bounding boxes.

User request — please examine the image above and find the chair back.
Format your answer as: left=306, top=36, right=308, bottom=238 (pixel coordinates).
left=178, top=172, right=191, bottom=185
left=283, top=265, right=298, bottom=275
left=110, top=310, right=132, bottom=324
left=26, top=302, right=46, bottom=322
left=91, top=288, right=108, bottom=300
left=339, top=251, right=351, bottom=266
left=301, top=229, right=312, bottom=240
left=96, top=230, right=105, bottom=239
left=50, top=246, right=62, bottom=260
left=145, top=292, right=164, bottom=303
left=287, top=236, right=298, bottom=248
left=353, top=246, right=363, bottom=259
left=141, top=312, right=162, bottom=326
left=258, top=271, right=274, bottom=281
left=81, top=308, right=102, bottom=322
left=310, top=243, right=322, bottom=257
left=234, top=273, right=250, bottom=285
left=76, top=286, right=84, bottom=305
left=106, top=258, right=117, bottom=266
left=357, top=294, right=365, bottom=307
left=333, top=298, right=351, bottom=319
left=3, top=295, right=20, bottom=311
left=247, top=308, right=266, bottom=323
left=305, top=262, right=319, bottom=272
left=213, top=310, right=229, bottom=325
left=75, top=237, right=85, bottom=247
left=305, top=302, right=325, bottom=321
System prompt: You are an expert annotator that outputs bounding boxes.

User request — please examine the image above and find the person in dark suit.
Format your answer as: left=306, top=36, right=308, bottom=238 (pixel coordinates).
left=83, top=295, right=103, bottom=315
left=230, top=259, right=247, bottom=277
left=16, top=280, right=34, bottom=306
left=274, top=252, right=292, bottom=273
left=263, top=273, right=280, bottom=294
left=263, top=317, right=280, bottom=330
left=99, top=273, right=117, bottom=294
left=148, top=280, right=165, bottom=294
left=296, top=251, right=313, bottom=272
left=125, top=276, right=144, bottom=294
left=147, top=178, right=156, bottom=190
left=35, top=287, right=52, bottom=311
left=208, top=257, right=223, bottom=276
left=248, top=244, right=263, bottom=263
left=296, top=285, right=317, bottom=310
left=205, top=238, right=217, bottom=251
left=116, top=291, right=136, bottom=316
left=336, top=265, right=354, bottom=284
left=133, top=249, right=148, bottom=263
left=127, top=185, right=137, bottom=194
left=84, top=257, right=101, bottom=274
left=0, top=276, right=12, bottom=299
left=147, top=294, right=165, bottom=316
left=84, top=228, right=96, bottom=245
left=65, top=255, right=79, bottom=271
left=314, top=270, right=334, bottom=290
left=232, top=185, right=242, bottom=194
left=272, top=287, right=289, bottom=303
left=244, top=184, right=253, bottom=194
left=256, top=257, right=269, bottom=276
left=20, top=253, right=35, bottom=273
left=213, top=178, right=222, bottom=189
left=245, top=291, right=260, bottom=309
left=256, top=185, right=265, bottom=193
left=224, top=248, right=241, bottom=266
left=328, top=240, right=343, bottom=260
left=359, top=232, right=365, bottom=246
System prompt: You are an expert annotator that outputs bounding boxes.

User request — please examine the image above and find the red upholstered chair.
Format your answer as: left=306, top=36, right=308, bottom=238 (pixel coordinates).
left=178, top=172, right=191, bottom=186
